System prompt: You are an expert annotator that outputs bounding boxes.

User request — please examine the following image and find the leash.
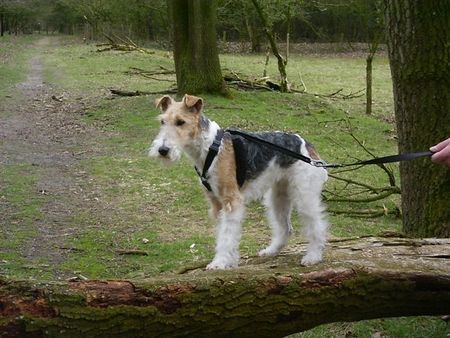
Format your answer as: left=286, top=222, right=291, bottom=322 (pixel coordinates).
left=226, top=129, right=433, bottom=169
left=195, top=128, right=433, bottom=191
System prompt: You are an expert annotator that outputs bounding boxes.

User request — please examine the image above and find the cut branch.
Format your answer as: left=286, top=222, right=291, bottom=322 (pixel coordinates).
left=1, top=237, right=449, bottom=337
left=97, top=33, right=155, bottom=54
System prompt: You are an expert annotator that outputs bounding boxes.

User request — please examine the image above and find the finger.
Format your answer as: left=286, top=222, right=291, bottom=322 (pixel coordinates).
left=430, top=138, right=450, bottom=152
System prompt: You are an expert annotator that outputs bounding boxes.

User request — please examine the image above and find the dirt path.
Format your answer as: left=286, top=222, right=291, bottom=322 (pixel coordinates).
left=0, top=37, right=102, bottom=277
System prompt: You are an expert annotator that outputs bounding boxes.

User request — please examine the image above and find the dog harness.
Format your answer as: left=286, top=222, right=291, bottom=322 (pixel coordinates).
left=194, top=129, right=248, bottom=192
left=195, top=128, right=434, bottom=192
left=194, top=129, right=225, bottom=192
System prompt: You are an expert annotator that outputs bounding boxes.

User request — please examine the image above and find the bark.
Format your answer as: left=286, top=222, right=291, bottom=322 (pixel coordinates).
left=171, top=0, right=227, bottom=96
left=1, top=237, right=450, bottom=337
left=0, top=12, right=4, bottom=37
left=366, top=54, right=373, bottom=115
left=384, top=0, right=450, bottom=237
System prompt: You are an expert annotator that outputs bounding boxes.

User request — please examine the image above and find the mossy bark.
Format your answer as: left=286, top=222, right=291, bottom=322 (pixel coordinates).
left=171, top=0, right=227, bottom=96
left=1, top=237, right=450, bottom=337
left=384, top=0, right=450, bottom=237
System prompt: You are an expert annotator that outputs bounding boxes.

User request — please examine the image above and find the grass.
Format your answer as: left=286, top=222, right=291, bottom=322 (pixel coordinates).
left=0, top=35, right=38, bottom=92
left=0, top=164, right=46, bottom=279
left=1, top=35, right=447, bottom=337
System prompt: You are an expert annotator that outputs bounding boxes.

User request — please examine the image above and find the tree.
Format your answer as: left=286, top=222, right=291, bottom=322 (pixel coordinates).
left=170, top=0, right=227, bottom=95
left=2, top=237, right=450, bottom=337
left=250, top=0, right=289, bottom=92
left=384, top=0, right=450, bottom=237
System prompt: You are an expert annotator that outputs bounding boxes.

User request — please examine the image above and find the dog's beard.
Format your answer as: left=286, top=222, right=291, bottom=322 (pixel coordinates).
left=148, top=140, right=182, bottom=164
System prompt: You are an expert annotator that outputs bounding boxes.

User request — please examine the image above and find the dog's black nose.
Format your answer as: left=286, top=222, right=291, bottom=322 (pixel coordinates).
left=158, top=146, right=170, bottom=156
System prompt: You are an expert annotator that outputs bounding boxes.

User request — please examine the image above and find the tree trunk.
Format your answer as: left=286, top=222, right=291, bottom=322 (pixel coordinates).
left=251, top=0, right=289, bottom=92
left=366, top=54, right=373, bottom=115
left=1, top=237, right=450, bottom=337
left=171, top=0, right=227, bottom=96
left=384, top=0, right=450, bottom=237
left=0, top=12, right=4, bottom=37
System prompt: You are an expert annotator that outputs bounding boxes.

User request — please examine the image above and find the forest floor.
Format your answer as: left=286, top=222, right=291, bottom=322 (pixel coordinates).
left=0, top=35, right=447, bottom=337
left=0, top=37, right=112, bottom=280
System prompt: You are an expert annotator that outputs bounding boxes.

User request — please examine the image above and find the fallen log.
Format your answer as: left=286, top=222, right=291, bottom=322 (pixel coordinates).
left=1, top=237, right=449, bottom=337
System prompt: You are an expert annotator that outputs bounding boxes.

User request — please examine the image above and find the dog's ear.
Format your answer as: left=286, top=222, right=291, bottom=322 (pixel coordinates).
left=155, top=95, right=173, bottom=112
left=183, top=94, right=203, bottom=113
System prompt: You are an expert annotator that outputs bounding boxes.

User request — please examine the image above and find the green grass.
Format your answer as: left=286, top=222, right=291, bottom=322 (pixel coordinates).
left=2, top=35, right=446, bottom=337
left=292, top=316, right=448, bottom=338
left=0, top=164, right=45, bottom=279
left=0, top=35, right=37, bottom=99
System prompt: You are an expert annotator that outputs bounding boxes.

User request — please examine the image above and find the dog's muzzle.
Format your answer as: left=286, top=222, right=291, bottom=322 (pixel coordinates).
left=158, top=145, right=170, bottom=157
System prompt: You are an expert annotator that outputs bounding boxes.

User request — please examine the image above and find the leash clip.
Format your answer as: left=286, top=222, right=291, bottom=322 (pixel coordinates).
left=310, top=159, right=328, bottom=168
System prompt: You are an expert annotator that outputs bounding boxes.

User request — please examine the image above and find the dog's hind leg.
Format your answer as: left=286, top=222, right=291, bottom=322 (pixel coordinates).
left=294, top=185, right=328, bottom=266
left=259, top=179, right=292, bottom=257
left=292, top=173, right=328, bottom=265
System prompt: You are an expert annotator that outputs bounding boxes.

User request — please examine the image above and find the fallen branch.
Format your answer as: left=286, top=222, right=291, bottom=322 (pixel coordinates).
left=115, top=249, right=148, bottom=256
left=97, top=33, right=155, bottom=54
left=1, top=237, right=449, bottom=337
left=311, top=88, right=365, bottom=100
left=110, top=88, right=177, bottom=97
left=328, top=206, right=399, bottom=218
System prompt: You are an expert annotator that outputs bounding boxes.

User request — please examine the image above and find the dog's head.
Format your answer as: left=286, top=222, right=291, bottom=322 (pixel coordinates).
left=148, top=94, right=204, bottom=162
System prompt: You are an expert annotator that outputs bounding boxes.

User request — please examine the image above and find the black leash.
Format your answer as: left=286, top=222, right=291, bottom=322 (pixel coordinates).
left=226, top=129, right=433, bottom=169
left=321, top=150, right=434, bottom=168
left=195, top=128, right=433, bottom=191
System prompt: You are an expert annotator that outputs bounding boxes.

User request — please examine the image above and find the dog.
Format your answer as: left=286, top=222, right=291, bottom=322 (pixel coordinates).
left=149, top=94, right=328, bottom=270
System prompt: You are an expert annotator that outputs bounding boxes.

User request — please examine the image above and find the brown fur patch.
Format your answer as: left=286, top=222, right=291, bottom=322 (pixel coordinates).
left=306, top=142, right=321, bottom=160
left=215, top=139, right=242, bottom=212
left=206, top=192, right=223, bottom=219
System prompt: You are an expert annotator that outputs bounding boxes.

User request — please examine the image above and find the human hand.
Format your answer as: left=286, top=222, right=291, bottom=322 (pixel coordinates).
left=430, top=138, right=450, bottom=166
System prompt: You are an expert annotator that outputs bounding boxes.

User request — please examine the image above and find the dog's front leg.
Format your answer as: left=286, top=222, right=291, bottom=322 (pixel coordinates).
left=205, top=192, right=222, bottom=220
left=206, top=197, right=244, bottom=270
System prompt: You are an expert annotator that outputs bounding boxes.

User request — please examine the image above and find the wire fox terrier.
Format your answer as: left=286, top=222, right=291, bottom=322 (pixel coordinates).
left=149, top=94, right=328, bottom=270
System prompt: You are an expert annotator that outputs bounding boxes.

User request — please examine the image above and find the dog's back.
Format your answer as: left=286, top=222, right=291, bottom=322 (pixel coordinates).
left=229, top=131, right=323, bottom=187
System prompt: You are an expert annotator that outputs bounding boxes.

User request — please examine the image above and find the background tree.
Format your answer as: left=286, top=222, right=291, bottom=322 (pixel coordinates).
left=170, top=0, right=227, bottom=95
left=384, top=0, right=450, bottom=237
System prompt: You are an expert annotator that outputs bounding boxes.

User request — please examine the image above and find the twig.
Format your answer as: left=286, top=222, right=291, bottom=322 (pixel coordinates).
left=115, top=249, right=148, bottom=256
left=325, top=189, right=400, bottom=203
left=328, top=207, right=398, bottom=218
left=110, top=88, right=177, bottom=97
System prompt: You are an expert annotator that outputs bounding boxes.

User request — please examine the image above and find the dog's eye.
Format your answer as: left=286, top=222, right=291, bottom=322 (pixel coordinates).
left=160, top=120, right=165, bottom=125
left=175, top=119, right=185, bottom=126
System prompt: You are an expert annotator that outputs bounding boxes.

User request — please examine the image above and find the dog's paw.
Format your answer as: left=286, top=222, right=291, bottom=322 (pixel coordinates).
left=206, top=258, right=238, bottom=270
left=258, top=246, right=280, bottom=257
left=300, top=252, right=323, bottom=266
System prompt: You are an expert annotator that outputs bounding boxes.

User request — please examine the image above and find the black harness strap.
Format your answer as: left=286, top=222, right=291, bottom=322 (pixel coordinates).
left=195, top=129, right=224, bottom=191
